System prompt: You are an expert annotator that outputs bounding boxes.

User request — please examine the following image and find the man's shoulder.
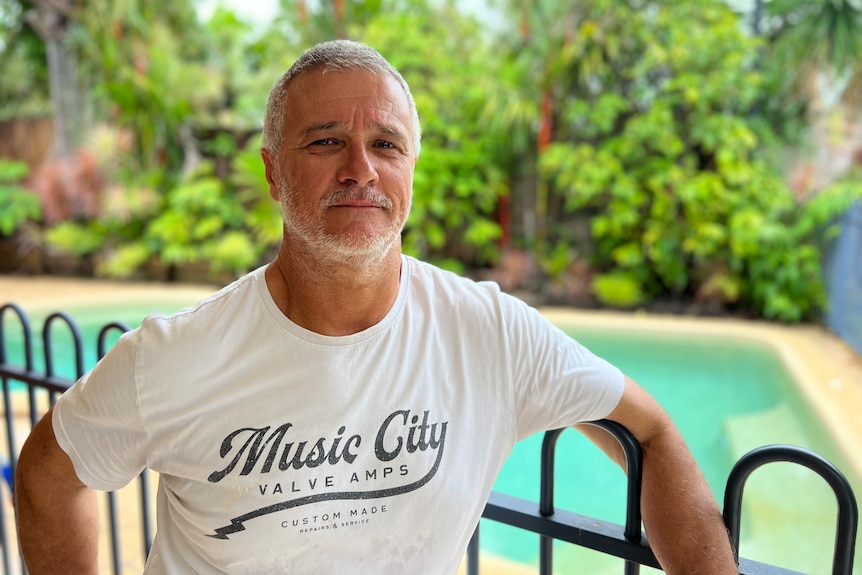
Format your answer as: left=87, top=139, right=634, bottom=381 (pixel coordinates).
left=404, top=255, right=529, bottom=317
left=138, top=267, right=265, bottom=339
left=406, top=256, right=501, bottom=296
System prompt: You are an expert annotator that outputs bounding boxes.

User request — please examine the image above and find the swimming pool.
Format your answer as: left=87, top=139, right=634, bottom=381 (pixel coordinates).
left=4, top=301, right=860, bottom=572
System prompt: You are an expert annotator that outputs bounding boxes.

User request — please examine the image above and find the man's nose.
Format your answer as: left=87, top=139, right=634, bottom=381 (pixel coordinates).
left=337, top=144, right=379, bottom=187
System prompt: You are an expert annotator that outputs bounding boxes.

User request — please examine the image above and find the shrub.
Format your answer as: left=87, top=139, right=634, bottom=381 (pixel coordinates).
left=0, top=159, right=41, bottom=236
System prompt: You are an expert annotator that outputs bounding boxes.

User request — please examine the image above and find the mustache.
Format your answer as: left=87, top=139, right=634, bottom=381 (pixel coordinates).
left=322, top=187, right=393, bottom=211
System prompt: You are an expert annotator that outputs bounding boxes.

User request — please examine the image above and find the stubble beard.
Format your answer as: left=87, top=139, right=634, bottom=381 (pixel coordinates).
left=278, top=181, right=408, bottom=277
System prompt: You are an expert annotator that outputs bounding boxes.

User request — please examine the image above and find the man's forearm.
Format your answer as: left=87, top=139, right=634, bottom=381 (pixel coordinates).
left=639, top=427, right=738, bottom=574
left=17, top=481, right=100, bottom=574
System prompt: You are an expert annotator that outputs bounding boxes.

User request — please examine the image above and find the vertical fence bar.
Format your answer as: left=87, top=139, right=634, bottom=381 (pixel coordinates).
left=105, top=492, right=122, bottom=575
left=140, top=470, right=154, bottom=559
left=466, top=526, right=479, bottom=575
left=538, top=428, right=565, bottom=575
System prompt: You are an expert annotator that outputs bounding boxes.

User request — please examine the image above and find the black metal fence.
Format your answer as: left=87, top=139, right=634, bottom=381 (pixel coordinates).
left=0, top=302, right=858, bottom=574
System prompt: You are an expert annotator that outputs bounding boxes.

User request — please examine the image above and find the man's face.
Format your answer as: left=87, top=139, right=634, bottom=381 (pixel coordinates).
left=263, top=68, right=416, bottom=264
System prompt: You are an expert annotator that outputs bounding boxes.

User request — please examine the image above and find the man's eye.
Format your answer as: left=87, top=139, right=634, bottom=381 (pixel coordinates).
left=375, top=140, right=396, bottom=149
left=311, top=138, right=338, bottom=146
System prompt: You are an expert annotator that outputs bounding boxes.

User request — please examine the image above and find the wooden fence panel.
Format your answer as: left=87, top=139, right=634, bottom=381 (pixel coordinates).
left=0, top=118, right=53, bottom=170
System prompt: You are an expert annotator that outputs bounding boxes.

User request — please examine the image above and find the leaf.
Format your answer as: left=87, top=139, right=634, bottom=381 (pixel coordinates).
left=591, top=271, right=645, bottom=308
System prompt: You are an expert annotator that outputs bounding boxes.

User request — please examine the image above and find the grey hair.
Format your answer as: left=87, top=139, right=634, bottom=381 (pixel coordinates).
left=262, top=40, right=421, bottom=157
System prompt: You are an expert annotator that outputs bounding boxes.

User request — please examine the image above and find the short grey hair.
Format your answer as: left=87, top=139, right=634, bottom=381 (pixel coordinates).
left=262, top=40, right=421, bottom=157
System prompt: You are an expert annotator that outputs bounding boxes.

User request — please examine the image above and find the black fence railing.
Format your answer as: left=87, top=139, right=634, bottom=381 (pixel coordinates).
left=0, top=302, right=858, bottom=574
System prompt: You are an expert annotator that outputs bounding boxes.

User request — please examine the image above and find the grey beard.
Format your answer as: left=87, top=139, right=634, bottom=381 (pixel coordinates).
left=279, top=183, right=404, bottom=273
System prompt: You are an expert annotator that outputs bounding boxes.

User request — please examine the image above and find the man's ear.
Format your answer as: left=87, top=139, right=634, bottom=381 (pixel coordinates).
left=261, top=148, right=280, bottom=201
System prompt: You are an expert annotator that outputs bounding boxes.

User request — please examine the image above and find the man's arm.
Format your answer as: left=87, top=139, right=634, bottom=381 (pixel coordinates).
left=579, top=376, right=739, bottom=574
left=15, top=407, right=100, bottom=574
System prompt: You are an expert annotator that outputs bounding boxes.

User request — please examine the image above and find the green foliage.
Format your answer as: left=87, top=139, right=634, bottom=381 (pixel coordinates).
left=537, top=0, right=842, bottom=321
left=232, top=135, right=283, bottom=247
left=591, top=271, right=644, bottom=308
left=43, top=139, right=280, bottom=280
left=31, top=0, right=290, bottom=280
left=540, top=242, right=575, bottom=280
left=754, top=0, right=862, bottom=142
left=742, top=173, right=862, bottom=321
left=207, top=231, right=260, bottom=274
left=146, top=163, right=260, bottom=273
left=0, top=159, right=41, bottom=236
left=0, top=1, right=51, bottom=119
left=360, top=5, right=507, bottom=266
left=45, top=221, right=104, bottom=257
left=765, top=0, right=862, bottom=77
left=97, top=242, right=151, bottom=277
left=8, top=0, right=857, bottom=324
left=0, top=40, right=51, bottom=120
left=198, top=6, right=291, bottom=131
left=39, top=161, right=162, bottom=273
left=795, top=174, right=862, bottom=238
left=273, top=0, right=396, bottom=48
left=69, top=0, right=224, bottom=181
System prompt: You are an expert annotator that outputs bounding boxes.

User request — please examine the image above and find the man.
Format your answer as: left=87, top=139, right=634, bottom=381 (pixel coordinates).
left=16, top=40, right=738, bottom=573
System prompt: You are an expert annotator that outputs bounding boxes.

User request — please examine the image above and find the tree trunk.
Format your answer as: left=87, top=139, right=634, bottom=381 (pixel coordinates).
left=535, top=88, right=554, bottom=249
left=28, top=0, right=81, bottom=159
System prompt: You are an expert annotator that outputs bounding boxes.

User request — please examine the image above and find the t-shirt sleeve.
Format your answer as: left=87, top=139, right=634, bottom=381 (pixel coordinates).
left=52, top=328, right=148, bottom=492
left=503, top=297, right=625, bottom=441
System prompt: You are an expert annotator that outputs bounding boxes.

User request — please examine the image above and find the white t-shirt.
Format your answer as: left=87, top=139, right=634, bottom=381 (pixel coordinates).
left=53, top=255, right=624, bottom=574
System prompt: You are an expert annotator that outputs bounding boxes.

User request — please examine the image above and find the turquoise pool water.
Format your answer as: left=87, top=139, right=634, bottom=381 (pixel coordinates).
left=3, top=304, right=860, bottom=572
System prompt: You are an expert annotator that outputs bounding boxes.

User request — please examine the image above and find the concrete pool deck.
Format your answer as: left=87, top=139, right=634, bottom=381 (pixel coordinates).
left=2, top=274, right=862, bottom=573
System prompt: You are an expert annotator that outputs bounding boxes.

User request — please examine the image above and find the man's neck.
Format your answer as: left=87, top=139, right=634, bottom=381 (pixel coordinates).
left=265, top=245, right=402, bottom=337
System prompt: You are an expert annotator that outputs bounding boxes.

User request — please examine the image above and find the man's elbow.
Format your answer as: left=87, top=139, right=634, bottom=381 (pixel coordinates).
left=15, top=408, right=89, bottom=512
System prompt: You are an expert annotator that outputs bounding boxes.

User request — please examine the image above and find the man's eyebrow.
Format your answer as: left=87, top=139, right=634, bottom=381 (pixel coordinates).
left=375, top=123, right=409, bottom=145
left=299, top=121, right=409, bottom=146
left=301, top=122, right=342, bottom=139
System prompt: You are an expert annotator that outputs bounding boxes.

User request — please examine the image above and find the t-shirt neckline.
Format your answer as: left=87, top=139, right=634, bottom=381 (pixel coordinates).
left=255, top=254, right=410, bottom=346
